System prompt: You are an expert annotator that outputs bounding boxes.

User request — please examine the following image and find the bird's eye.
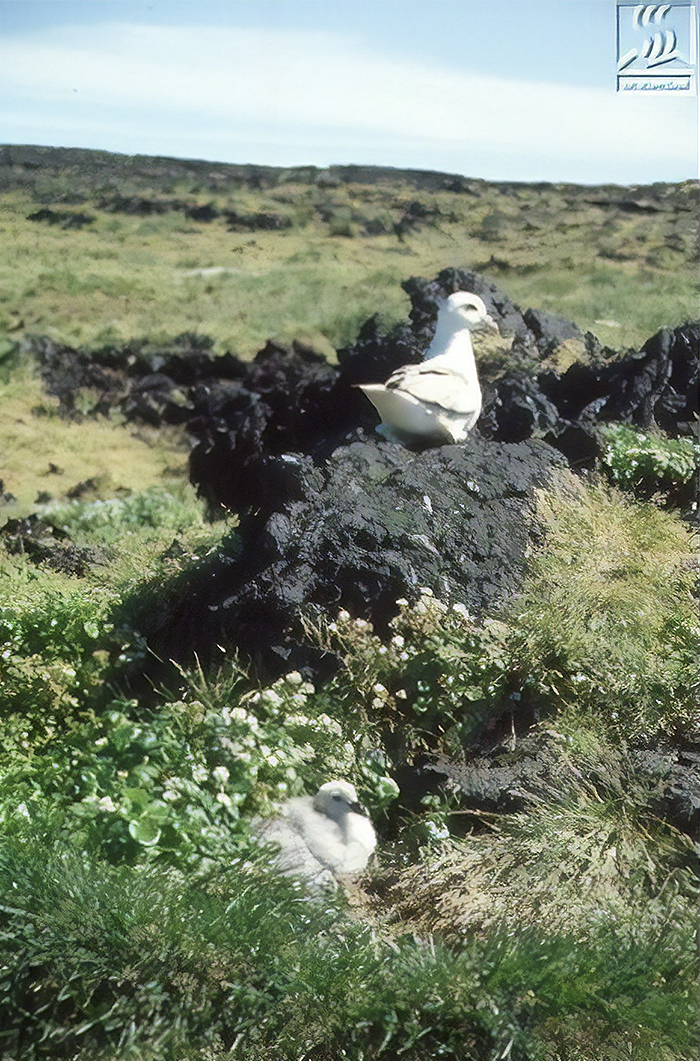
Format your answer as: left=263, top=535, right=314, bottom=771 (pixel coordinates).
left=332, top=793, right=343, bottom=801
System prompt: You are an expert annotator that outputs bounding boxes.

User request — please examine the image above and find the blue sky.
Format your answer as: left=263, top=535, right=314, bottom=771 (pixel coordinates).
left=0, top=0, right=697, bottom=183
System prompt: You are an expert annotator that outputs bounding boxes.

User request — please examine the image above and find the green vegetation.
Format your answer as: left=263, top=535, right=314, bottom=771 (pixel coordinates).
left=303, top=482, right=698, bottom=751
left=508, top=481, right=699, bottom=741
left=1, top=475, right=696, bottom=1058
left=0, top=148, right=698, bottom=1058
left=1, top=837, right=695, bottom=1061
left=600, top=423, right=699, bottom=503
left=1, top=149, right=697, bottom=356
left=0, top=364, right=189, bottom=513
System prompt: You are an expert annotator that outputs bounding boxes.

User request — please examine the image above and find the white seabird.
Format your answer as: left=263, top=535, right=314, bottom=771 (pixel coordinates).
left=253, top=780, right=377, bottom=888
left=358, top=291, right=498, bottom=444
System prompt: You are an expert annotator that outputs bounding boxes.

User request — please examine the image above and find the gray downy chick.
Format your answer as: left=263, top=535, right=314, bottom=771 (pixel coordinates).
left=253, top=780, right=377, bottom=888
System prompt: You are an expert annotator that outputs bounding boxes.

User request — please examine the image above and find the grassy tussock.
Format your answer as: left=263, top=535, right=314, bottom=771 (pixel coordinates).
left=373, top=733, right=697, bottom=941
left=511, top=480, right=699, bottom=739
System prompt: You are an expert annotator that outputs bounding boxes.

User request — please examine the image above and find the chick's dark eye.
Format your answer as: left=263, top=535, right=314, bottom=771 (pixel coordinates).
left=332, top=793, right=343, bottom=801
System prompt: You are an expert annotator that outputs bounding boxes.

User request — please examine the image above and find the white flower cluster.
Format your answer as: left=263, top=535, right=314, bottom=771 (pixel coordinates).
left=245, top=671, right=316, bottom=715
left=221, top=703, right=261, bottom=730
left=388, top=592, right=475, bottom=670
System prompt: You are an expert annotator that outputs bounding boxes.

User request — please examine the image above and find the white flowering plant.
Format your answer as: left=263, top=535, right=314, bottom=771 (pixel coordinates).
left=311, top=592, right=514, bottom=762
left=0, top=660, right=398, bottom=874
left=0, top=583, right=114, bottom=722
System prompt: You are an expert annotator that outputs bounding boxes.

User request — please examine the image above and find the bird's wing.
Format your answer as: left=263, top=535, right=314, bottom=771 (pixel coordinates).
left=384, top=361, right=450, bottom=388
left=385, top=363, right=480, bottom=414
left=358, top=384, right=449, bottom=439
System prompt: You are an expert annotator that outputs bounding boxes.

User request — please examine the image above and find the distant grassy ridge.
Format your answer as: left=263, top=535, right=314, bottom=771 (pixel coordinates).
left=0, top=144, right=697, bottom=356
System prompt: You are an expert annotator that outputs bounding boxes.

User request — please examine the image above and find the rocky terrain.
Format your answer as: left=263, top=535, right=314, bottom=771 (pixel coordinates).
left=15, top=267, right=696, bottom=682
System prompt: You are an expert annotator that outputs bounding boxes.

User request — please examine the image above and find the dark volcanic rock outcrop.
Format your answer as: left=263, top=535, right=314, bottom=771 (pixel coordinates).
left=186, top=271, right=696, bottom=514
left=188, top=340, right=343, bottom=513
left=27, top=207, right=95, bottom=229
left=24, top=268, right=697, bottom=514
left=127, top=270, right=694, bottom=677
left=0, top=515, right=109, bottom=576
left=20, top=267, right=697, bottom=678
left=28, top=332, right=242, bottom=423
left=483, top=318, right=699, bottom=459
left=430, top=733, right=700, bottom=838
left=140, top=434, right=565, bottom=679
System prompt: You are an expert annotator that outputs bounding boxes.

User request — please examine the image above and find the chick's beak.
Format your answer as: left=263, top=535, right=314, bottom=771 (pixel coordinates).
left=350, top=800, right=366, bottom=815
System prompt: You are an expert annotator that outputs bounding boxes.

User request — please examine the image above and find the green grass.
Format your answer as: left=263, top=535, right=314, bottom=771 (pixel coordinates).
left=0, top=475, right=695, bottom=1059
left=510, top=480, right=699, bottom=741
left=0, top=365, right=189, bottom=513
left=497, top=262, right=699, bottom=351
left=0, top=838, right=695, bottom=1061
left=0, top=172, right=696, bottom=356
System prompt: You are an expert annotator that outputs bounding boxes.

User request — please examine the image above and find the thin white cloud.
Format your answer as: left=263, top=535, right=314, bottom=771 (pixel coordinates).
left=0, top=21, right=695, bottom=180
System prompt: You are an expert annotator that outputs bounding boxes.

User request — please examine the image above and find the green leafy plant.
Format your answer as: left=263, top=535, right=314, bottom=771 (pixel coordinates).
left=0, top=577, right=114, bottom=720
left=309, top=594, right=514, bottom=763
left=43, top=484, right=208, bottom=542
left=0, top=660, right=399, bottom=873
left=600, top=423, right=698, bottom=503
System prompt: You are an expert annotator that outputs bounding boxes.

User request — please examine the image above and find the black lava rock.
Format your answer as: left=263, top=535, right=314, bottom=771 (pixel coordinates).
left=187, top=340, right=346, bottom=514
left=27, top=208, right=95, bottom=229
left=27, top=333, right=244, bottom=420
left=0, top=515, right=109, bottom=577
left=224, top=209, right=293, bottom=231
left=430, top=734, right=700, bottom=839
left=140, top=433, right=566, bottom=679
left=522, top=306, right=586, bottom=356
left=535, top=321, right=698, bottom=430
left=23, top=270, right=698, bottom=516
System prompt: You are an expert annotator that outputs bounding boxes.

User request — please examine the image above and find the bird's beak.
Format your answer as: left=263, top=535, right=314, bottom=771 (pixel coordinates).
left=476, top=314, right=499, bottom=334
left=350, top=801, right=365, bottom=815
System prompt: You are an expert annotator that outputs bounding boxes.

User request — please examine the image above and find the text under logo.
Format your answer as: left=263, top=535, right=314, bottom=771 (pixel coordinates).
left=616, top=2, right=698, bottom=93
